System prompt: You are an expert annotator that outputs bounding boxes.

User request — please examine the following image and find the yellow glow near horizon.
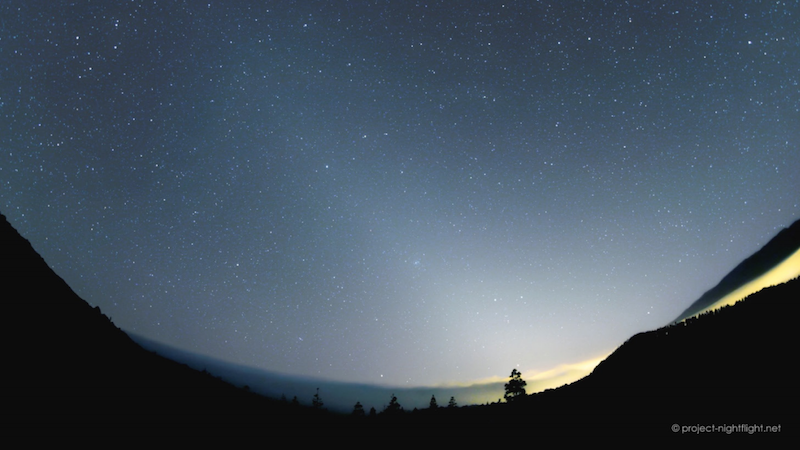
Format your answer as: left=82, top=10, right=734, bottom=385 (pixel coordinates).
left=456, top=353, right=610, bottom=390
left=524, top=353, right=610, bottom=391
left=453, top=247, right=800, bottom=406
left=500, top=247, right=800, bottom=396
left=689, top=246, right=800, bottom=319
left=442, top=354, right=611, bottom=406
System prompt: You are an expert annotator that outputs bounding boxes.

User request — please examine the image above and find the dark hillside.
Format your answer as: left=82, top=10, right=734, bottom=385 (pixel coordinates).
left=675, top=218, right=800, bottom=322
left=3, top=210, right=796, bottom=436
left=519, top=277, right=800, bottom=434
left=0, top=213, right=337, bottom=436
left=380, top=278, right=798, bottom=436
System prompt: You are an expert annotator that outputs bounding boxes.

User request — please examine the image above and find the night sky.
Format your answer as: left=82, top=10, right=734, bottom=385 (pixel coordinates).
left=2, top=1, right=799, bottom=389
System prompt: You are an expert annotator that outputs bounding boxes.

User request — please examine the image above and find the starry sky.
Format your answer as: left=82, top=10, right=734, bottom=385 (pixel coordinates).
left=2, top=1, right=799, bottom=389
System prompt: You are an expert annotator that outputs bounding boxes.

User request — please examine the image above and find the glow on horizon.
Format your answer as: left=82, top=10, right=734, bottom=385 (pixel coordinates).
left=458, top=248, right=800, bottom=404
left=689, top=247, right=800, bottom=320
left=446, top=352, right=611, bottom=406
left=4, top=1, right=799, bottom=407
left=519, top=353, right=611, bottom=393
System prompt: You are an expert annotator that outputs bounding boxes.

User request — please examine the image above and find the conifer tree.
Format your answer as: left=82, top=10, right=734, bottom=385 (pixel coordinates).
left=383, top=393, right=403, bottom=414
left=504, top=369, right=527, bottom=403
left=312, top=387, right=324, bottom=409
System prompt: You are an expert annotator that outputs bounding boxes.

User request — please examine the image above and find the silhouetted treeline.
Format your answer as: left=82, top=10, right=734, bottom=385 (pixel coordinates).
left=515, top=276, right=800, bottom=434
left=675, top=217, right=800, bottom=321
left=2, top=211, right=797, bottom=437
left=0, top=213, right=346, bottom=436
left=338, top=277, right=800, bottom=434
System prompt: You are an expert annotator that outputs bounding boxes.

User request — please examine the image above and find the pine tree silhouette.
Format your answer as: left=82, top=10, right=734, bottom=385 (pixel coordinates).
left=383, top=393, right=403, bottom=415
left=504, top=369, right=527, bottom=403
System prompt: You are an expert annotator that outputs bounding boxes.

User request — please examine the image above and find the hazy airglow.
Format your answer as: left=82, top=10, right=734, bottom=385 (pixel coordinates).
left=690, top=248, right=800, bottom=319
left=397, top=353, right=612, bottom=408
left=524, top=354, right=611, bottom=391
left=466, top=353, right=610, bottom=392
left=3, top=0, right=799, bottom=397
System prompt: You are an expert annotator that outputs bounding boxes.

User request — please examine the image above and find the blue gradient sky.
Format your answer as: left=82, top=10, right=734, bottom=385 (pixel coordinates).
left=2, top=1, right=798, bottom=389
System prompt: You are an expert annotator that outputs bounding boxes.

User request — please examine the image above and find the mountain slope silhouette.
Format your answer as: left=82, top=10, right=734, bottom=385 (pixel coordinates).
left=0, top=213, right=329, bottom=436
left=3, top=211, right=797, bottom=436
left=674, top=218, right=800, bottom=322
left=464, top=277, right=800, bottom=436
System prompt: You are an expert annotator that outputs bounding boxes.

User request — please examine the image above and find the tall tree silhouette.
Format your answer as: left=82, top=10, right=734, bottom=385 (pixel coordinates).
left=504, top=369, right=527, bottom=403
left=312, top=387, right=324, bottom=409
left=383, top=394, right=403, bottom=415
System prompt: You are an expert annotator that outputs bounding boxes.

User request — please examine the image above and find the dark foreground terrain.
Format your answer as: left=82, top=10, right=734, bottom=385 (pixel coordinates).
left=1, top=212, right=797, bottom=437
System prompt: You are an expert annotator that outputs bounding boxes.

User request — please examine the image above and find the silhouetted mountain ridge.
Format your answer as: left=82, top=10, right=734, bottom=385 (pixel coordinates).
left=0, top=213, right=337, bottom=436
left=2, top=211, right=796, bottom=436
left=451, top=276, right=798, bottom=435
left=675, top=217, right=800, bottom=321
